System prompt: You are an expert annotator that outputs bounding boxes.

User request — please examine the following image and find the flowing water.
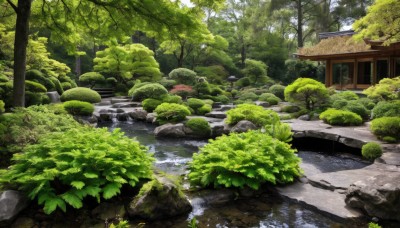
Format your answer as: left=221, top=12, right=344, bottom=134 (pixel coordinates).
left=98, top=121, right=369, bottom=228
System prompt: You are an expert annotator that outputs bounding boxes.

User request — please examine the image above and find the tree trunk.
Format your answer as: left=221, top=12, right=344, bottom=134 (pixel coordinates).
left=12, top=0, right=32, bottom=107
left=75, top=55, right=81, bottom=76
left=177, top=44, right=185, bottom=68
left=296, top=0, right=304, bottom=48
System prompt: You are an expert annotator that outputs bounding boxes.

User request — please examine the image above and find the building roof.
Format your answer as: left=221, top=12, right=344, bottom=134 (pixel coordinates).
left=319, top=30, right=355, bottom=40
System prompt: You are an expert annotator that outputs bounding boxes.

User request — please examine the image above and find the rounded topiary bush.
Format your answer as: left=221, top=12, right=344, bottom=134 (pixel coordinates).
left=25, top=91, right=50, bottom=106
left=168, top=68, right=197, bottom=85
left=197, top=104, right=212, bottom=115
left=226, top=104, right=279, bottom=127
left=238, top=92, right=258, bottom=101
left=362, top=142, right=383, bottom=160
left=281, top=105, right=301, bottom=113
left=285, top=78, right=329, bottom=111
left=268, top=84, right=286, bottom=99
left=26, top=69, right=55, bottom=91
left=159, top=78, right=177, bottom=90
left=162, top=94, right=183, bottom=104
left=61, top=82, right=73, bottom=91
left=154, top=103, right=191, bottom=124
left=185, top=118, right=211, bottom=137
left=79, top=72, right=105, bottom=88
left=187, top=98, right=205, bottom=110
left=60, top=87, right=101, bottom=103
left=330, top=91, right=359, bottom=101
left=372, top=100, right=400, bottom=119
left=370, top=117, right=400, bottom=143
left=63, top=100, right=95, bottom=116
left=188, top=131, right=302, bottom=189
left=320, top=109, right=362, bottom=126
left=0, top=127, right=154, bottom=214
left=259, top=93, right=281, bottom=105
left=0, top=74, right=9, bottom=82
left=344, top=100, right=370, bottom=120
left=49, top=76, right=64, bottom=95
left=214, top=95, right=230, bottom=104
left=129, top=83, right=168, bottom=101
left=142, top=98, right=162, bottom=112
left=358, top=98, right=376, bottom=110
left=25, top=80, right=47, bottom=93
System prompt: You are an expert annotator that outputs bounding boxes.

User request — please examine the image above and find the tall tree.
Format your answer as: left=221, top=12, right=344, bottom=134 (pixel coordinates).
left=3, top=0, right=224, bottom=107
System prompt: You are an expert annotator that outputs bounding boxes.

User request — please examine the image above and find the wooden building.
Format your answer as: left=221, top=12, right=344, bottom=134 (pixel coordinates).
left=297, top=31, right=400, bottom=90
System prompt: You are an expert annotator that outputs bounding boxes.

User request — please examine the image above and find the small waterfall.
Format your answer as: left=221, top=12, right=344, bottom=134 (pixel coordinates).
left=46, top=91, right=60, bottom=103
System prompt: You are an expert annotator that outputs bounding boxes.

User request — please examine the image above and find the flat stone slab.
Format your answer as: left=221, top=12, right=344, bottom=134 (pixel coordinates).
left=111, top=98, right=131, bottom=104
left=277, top=182, right=363, bottom=221
left=205, top=111, right=227, bottom=119
left=111, top=102, right=141, bottom=108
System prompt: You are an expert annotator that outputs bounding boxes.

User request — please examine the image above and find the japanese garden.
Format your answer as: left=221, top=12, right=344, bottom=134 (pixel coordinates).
left=0, top=0, right=399, bottom=227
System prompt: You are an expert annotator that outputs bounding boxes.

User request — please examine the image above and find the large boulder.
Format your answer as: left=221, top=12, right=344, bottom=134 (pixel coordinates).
left=154, top=123, right=186, bottom=138
left=345, top=173, right=400, bottom=221
left=128, top=108, right=148, bottom=121
left=231, top=120, right=258, bottom=133
left=127, top=175, right=192, bottom=220
left=0, top=190, right=29, bottom=225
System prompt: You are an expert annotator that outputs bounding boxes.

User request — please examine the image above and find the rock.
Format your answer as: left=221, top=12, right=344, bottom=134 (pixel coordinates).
left=99, top=113, right=113, bottom=122
left=111, top=98, right=131, bottom=104
left=255, top=101, right=269, bottom=108
left=116, top=113, right=129, bottom=121
left=219, top=105, right=235, bottom=111
left=146, top=113, right=157, bottom=123
left=205, top=111, right=227, bottom=119
left=345, top=173, right=400, bottom=221
left=212, top=102, right=222, bottom=109
left=116, top=108, right=125, bottom=113
left=0, top=190, right=29, bottom=225
left=298, top=113, right=320, bottom=121
left=154, top=123, right=186, bottom=138
left=99, top=109, right=116, bottom=114
left=128, top=175, right=192, bottom=220
left=231, top=120, right=258, bottom=133
left=46, top=91, right=60, bottom=103
left=210, top=122, right=230, bottom=137
left=112, top=102, right=141, bottom=108
left=97, top=100, right=112, bottom=106
left=92, top=202, right=126, bottom=221
left=128, top=108, right=148, bottom=121
left=193, top=188, right=236, bottom=206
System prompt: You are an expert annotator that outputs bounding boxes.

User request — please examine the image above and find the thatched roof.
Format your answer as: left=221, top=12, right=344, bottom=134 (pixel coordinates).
left=298, top=36, right=374, bottom=57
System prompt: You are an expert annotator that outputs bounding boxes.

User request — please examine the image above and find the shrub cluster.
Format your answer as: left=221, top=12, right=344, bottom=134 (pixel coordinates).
left=60, top=87, right=101, bottom=103
left=168, top=68, right=197, bottom=85
left=79, top=72, right=105, bottom=88
left=25, top=69, right=55, bottom=91
left=268, top=84, right=286, bottom=99
left=185, top=118, right=211, bottom=138
left=63, top=100, right=95, bottom=116
left=142, top=98, right=163, bottom=112
left=226, top=104, right=279, bottom=127
left=320, top=109, right=362, bottom=126
left=188, top=131, right=302, bottom=189
left=25, top=80, right=47, bottom=93
left=154, top=103, right=191, bottom=124
left=370, top=117, right=400, bottom=143
left=0, top=100, right=4, bottom=113
left=259, top=93, right=281, bottom=105
left=363, top=76, right=400, bottom=101
left=372, top=100, right=400, bottom=119
left=361, top=142, right=383, bottom=160
left=0, top=127, right=154, bottom=214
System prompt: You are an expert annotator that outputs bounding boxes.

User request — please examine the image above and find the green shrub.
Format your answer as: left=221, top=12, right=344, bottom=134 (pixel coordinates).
left=214, top=95, right=230, bottom=104
left=128, top=83, right=168, bottom=101
left=361, top=142, right=383, bottom=160
left=185, top=118, right=211, bottom=137
left=368, top=222, right=382, bottom=228
left=61, top=82, right=73, bottom=91
left=25, top=80, right=47, bottom=93
left=159, top=78, right=176, bottom=90
left=187, top=98, right=205, bottom=110
left=358, top=98, right=376, bottom=110
left=193, top=81, right=211, bottom=95
left=281, top=105, right=301, bottom=113
left=188, top=131, right=302, bottom=189
left=265, top=122, right=293, bottom=143
left=209, top=84, right=224, bottom=96
left=63, top=100, right=95, bottom=116
left=0, top=74, right=9, bottom=82
left=142, top=98, right=162, bottom=112
left=202, top=99, right=214, bottom=106
left=320, top=109, right=362, bottom=126
left=79, top=72, right=105, bottom=88
left=197, top=104, right=212, bottom=115
left=331, top=99, right=348, bottom=109
left=49, top=76, right=64, bottom=95
left=106, top=77, right=118, bottom=85
left=372, top=100, right=400, bottom=119
left=168, top=68, right=197, bottom=85
left=59, top=75, right=77, bottom=88
left=284, top=78, right=329, bottom=111
left=363, top=76, right=400, bottom=101
left=259, top=93, right=281, bottom=105
left=25, top=91, right=50, bottom=106
left=238, top=92, right=258, bottom=101
left=344, top=100, right=370, bottom=120
left=330, top=91, right=359, bottom=101
left=0, top=100, right=4, bottom=113
left=226, top=104, right=279, bottom=127
left=26, top=69, right=55, bottom=91
left=0, top=127, right=154, bottom=214
left=162, top=95, right=183, bottom=104
left=370, top=117, right=400, bottom=142
left=194, top=65, right=229, bottom=84
left=60, top=87, right=101, bottom=103
left=268, top=84, right=286, bottom=99
left=235, top=77, right=251, bottom=88
left=154, top=103, right=191, bottom=124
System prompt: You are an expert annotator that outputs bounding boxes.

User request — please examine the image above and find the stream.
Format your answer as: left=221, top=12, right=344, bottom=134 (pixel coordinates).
left=98, top=121, right=369, bottom=228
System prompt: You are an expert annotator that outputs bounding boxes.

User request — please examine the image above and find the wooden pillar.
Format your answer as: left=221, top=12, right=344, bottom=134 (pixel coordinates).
left=372, top=58, right=377, bottom=85
left=325, top=59, right=331, bottom=87
left=354, top=59, right=358, bottom=89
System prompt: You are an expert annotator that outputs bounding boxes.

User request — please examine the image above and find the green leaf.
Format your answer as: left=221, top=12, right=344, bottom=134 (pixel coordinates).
left=102, top=182, right=121, bottom=199
left=71, top=181, right=85, bottom=189
left=61, top=192, right=83, bottom=209
left=83, top=172, right=98, bottom=179
left=43, top=197, right=66, bottom=214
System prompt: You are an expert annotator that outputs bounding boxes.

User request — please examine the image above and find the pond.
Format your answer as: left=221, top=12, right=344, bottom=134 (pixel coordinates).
left=98, top=121, right=369, bottom=228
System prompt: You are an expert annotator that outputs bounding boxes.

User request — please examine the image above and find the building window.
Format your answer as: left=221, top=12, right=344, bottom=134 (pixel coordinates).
left=333, top=62, right=354, bottom=89
left=357, top=61, right=372, bottom=84
left=395, top=58, right=400, bottom=77
left=376, top=60, right=388, bottom=82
